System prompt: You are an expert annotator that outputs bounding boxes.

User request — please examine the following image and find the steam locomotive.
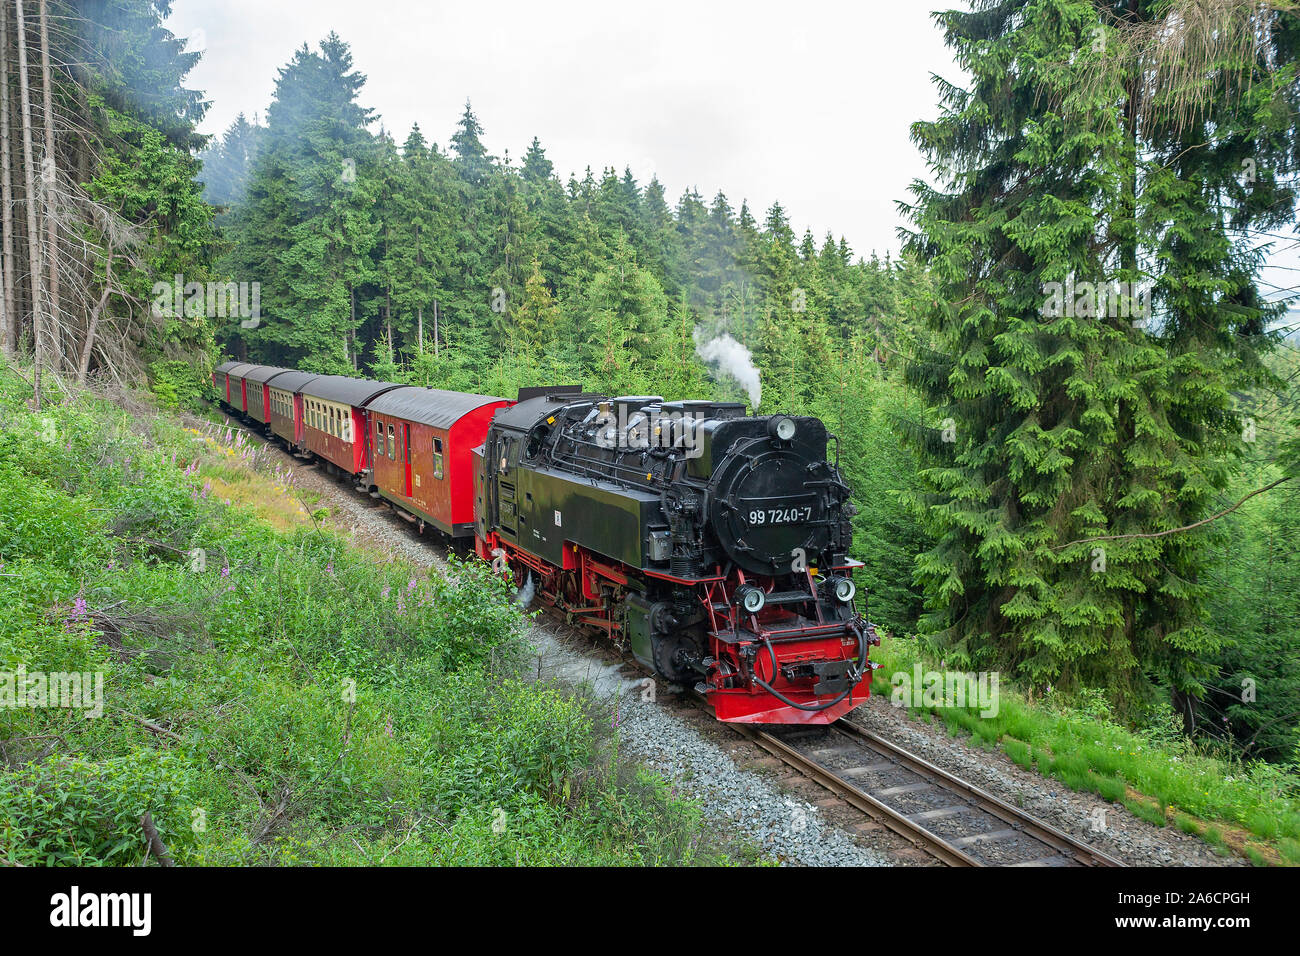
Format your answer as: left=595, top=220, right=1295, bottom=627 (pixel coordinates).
left=215, top=364, right=878, bottom=724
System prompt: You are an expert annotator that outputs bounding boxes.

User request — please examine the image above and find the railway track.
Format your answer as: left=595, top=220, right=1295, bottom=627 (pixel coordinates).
left=733, top=718, right=1124, bottom=867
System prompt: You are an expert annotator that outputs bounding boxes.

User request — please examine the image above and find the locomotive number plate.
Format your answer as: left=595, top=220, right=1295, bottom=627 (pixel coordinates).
left=747, top=505, right=814, bottom=526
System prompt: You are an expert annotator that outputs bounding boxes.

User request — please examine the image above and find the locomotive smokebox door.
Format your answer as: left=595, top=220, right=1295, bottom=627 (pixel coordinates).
left=708, top=429, right=838, bottom=574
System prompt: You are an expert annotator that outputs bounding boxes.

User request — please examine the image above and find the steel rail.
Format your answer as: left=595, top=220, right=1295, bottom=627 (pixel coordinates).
left=733, top=719, right=1125, bottom=867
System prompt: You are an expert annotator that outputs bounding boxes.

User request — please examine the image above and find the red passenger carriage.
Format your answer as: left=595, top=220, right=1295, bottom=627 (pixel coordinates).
left=224, top=363, right=259, bottom=415
left=365, top=387, right=511, bottom=537
left=297, top=376, right=401, bottom=477
left=265, top=371, right=320, bottom=450
left=241, top=366, right=291, bottom=425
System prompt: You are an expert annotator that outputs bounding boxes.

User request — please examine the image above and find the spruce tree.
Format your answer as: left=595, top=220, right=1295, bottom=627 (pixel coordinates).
left=902, top=0, right=1299, bottom=711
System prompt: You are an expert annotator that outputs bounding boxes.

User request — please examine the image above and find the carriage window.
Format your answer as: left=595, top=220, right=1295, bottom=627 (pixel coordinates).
left=343, top=414, right=351, bottom=442
left=433, top=438, right=444, bottom=480
left=387, top=424, right=395, bottom=459
left=375, top=421, right=383, bottom=451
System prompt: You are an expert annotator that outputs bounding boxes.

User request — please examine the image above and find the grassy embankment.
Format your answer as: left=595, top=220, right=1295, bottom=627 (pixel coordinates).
left=0, top=375, right=735, bottom=866
left=871, top=636, right=1300, bottom=866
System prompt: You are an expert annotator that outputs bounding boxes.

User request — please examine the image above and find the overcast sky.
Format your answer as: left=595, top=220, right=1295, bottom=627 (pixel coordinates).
left=163, top=0, right=1299, bottom=321
left=163, top=0, right=960, bottom=260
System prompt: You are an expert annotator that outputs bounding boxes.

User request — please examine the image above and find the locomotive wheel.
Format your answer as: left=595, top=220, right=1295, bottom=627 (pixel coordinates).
left=651, top=630, right=703, bottom=684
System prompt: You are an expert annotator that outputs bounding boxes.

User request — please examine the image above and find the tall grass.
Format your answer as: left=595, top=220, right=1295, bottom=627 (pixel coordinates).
left=0, top=379, right=729, bottom=866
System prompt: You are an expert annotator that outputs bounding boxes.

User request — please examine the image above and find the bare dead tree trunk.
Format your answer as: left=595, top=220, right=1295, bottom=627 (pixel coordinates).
left=77, top=247, right=110, bottom=384
left=38, top=0, right=57, bottom=369
left=15, top=0, right=45, bottom=407
left=0, top=0, right=13, bottom=356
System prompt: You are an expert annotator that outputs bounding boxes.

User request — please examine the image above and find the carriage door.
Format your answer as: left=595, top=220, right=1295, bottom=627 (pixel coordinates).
left=403, top=423, right=413, bottom=497
left=496, top=434, right=518, bottom=537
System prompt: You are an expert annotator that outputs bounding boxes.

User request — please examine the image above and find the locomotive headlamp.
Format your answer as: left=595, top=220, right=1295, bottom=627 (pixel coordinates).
left=769, top=416, right=797, bottom=441
left=737, top=584, right=766, bottom=614
left=830, top=576, right=857, bottom=604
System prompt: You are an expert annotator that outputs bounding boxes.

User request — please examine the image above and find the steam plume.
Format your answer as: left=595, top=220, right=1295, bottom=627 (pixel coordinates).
left=515, top=572, right=536, bottom=608
left=693, top=329, right=761, bottom=409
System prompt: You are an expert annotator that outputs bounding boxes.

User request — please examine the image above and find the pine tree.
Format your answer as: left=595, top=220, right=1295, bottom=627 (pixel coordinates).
left=450, top=99, right=492, bottom=185
left=223, top=34, right=378, bottom=371
left=198, top=113, right=265, bottom=209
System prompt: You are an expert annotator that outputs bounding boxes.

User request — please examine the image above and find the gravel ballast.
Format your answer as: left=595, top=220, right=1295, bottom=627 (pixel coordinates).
left=847, top=697, right=1245, bottom=867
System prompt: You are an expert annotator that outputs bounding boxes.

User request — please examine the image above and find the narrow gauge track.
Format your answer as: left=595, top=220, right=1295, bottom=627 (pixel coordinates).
left=734, top=719, right=1124, bottom=867
left=210, top=403, right=1123, bottom=868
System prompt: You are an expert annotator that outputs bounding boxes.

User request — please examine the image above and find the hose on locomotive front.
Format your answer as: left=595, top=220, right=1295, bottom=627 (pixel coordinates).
left=749, top=628, right=869, bottom=714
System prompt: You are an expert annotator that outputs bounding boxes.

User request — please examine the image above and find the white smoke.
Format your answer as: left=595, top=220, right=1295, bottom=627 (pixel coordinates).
left=515, top=572, right=536, bottom=608
left=693, top=329, right=761, bottom=409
